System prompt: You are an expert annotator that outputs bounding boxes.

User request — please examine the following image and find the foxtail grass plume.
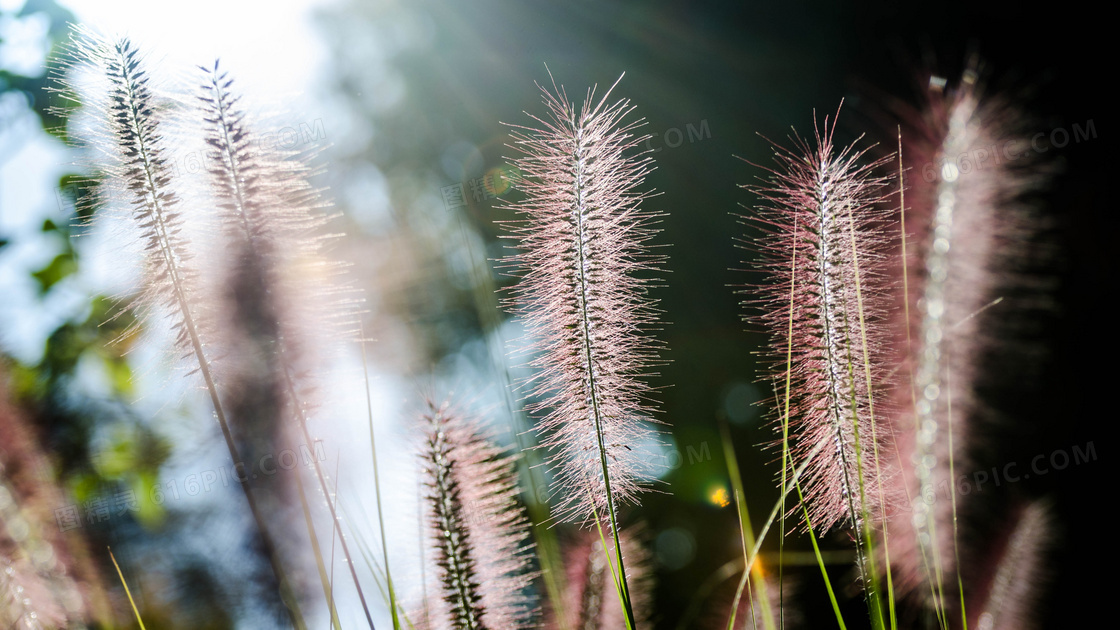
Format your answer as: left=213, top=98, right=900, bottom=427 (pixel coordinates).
left=195, top=59, right=298, bottom=486
left=548, top=527, right=653, bottom=630
left=53, top=30, right=210, bottom=364
left=967, top=501, right=1050, bottom=630
left=885, top=67, right=1045, bottom=601
left=196, top=59, right=358, bottom=370
left=744, top=108, right=894, bottom=534
left=499, top=73, right=668, bottom=525
left=195, top=58, right=317, bottom=607
left=194, top=59, right=375, bottom=624
left=418, top=400, right=537, bottom=629
left=194, top=57, right=341, bottom=492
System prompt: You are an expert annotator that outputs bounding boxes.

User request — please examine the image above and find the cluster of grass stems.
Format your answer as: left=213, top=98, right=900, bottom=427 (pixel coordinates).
left=0, top=27, right=1053, bottom=630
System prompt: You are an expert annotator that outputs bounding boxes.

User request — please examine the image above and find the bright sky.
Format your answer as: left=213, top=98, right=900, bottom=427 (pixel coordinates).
left=61, top=0, right=335, bottom=103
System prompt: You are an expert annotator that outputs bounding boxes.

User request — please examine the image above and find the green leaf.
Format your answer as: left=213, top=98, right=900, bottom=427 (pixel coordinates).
left=133, top=471, right=166, bottom=527
left=105, top=356, right=134, bottom=397
left=31, top=251, right=76, bottom=292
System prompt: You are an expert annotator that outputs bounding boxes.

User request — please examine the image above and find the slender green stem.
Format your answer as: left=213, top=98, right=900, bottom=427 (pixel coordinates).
left=570, top=121, right=635, bottom=627
left=778, top=219, right=799, bottom=630
left=720, top=424, right=776, bottom=630
left=795, top=481, right=846, bottom=630
left=361, top=331, right=401, bottom=629
left=590, top=496, right=635, bottom=630
left=109, top=548, right=147, bottom=630
left=294, top=470, right=342, bottom=630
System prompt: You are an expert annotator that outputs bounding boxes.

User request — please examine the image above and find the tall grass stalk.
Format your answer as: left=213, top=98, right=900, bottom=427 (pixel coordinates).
left=195, top=59, right=375, bottom=628
left=499, top=71, right=669, bottom=626
left=294, top=471, right=343, bottom=630
left=718, top=422, right=776, bottom=630
left=887, top=68, right=1048, bottom=625
left=360, top=332, right=401, bottom=629
left=108, top=548, right=146, bottom=630
left=743, top=107, right=892, bottom=535
left=743, top=106, right=894, bottom=628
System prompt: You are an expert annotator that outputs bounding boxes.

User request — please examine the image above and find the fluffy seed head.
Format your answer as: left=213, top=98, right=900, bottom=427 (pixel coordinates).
left=968, top=501, right=1051, bottom=630
left=885, top=69, right=1048, bottom=598
left=499, top=74, right=669, bottom=524
left=196, top=59, right=360, bottom=378
left=744, top=107, right=894, bottom=532
left=550, top=527, right=652, bottom=630
left=53, top=29, right=208, bottom=360
left=419, top=401, right=537, bottom=629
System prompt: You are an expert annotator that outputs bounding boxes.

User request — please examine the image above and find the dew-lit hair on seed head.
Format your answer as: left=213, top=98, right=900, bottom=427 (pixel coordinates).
left=419, top=400, right=538, bottom=629
left=498, top=73, right=669, bottom=525
left=885, top=66, right=1050, bottom=600
left=744, top=106, right=895, bottom=533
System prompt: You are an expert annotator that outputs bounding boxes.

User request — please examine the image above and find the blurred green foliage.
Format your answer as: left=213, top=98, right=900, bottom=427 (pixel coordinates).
left=3, top=0, right=168, bottom=501
left=0, top=0, right=79, bottom=137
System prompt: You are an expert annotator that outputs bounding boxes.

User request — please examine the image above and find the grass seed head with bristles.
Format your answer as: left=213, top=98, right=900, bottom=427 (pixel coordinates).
left=419, top=400, right=538, bottom=630
left=498, top=72, right=669, bottom=526
left=193, top=58, right=372, bottom=622
left=52, top=29, right=212, bottom=365
left=884, top=67, right=1049, bottom=602
left=743, top=107, right=895, bottom=534
left=194, top=57, right=344, bottom=444
left=966, top=501, right=1051, bottom=630
left=53, top=31, right=315, bottom=623
left=194, top=66, right=299, bottom=574
left=548, top=526, right=653, bottom=630
left=195, top=59, right=360, bottom=361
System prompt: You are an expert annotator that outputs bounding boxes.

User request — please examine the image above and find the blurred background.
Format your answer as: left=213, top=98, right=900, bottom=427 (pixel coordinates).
left=0, top=0, right=1109, bottom=627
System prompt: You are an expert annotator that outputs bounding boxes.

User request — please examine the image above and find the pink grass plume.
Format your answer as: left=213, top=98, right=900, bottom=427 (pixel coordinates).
left=417, top=399, right=538, bottom=629
left=498, top=72, right=669, bottom=526
left=743, top=106, right=895, bottom=535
